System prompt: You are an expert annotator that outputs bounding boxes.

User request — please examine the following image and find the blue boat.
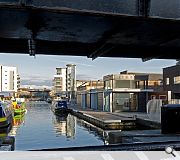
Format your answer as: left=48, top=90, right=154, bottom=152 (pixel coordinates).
left=0, top=101, right=13, bottom=128
left=51, top=100, right=69, bottom=115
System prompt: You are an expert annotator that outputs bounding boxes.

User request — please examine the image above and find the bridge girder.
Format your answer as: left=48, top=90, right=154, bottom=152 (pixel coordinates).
left=0, top=1, right=180, bottom=59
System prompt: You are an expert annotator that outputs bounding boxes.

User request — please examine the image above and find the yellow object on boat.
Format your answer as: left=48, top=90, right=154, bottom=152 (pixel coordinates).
left=0, top=117, right=7, bottom=122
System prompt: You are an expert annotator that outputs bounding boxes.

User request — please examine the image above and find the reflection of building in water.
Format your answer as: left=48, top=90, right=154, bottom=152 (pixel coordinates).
left=53, top=114, right=76, bottom=138
left=66, top=114, right=76, bottom=138
left=53, top=116, right=67, bottom=136
left=77, top=119, right=122, bottom=145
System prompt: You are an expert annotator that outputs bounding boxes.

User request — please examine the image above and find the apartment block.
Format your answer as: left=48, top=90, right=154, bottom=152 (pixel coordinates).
left=0, top=65, right=19, bottom=93
left=53, top=64, right=76, bottom=100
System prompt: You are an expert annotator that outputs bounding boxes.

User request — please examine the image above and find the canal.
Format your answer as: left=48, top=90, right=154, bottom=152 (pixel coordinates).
left=7, top=101, right=117, bottom=150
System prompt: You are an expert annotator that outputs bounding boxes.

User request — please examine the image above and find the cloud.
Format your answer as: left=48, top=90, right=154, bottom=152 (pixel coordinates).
left=45, top=58, right=95, bottom=68
left=76, top=74, right=97, bottom=80
left=21, top=79, right=52, bottom=87
left=21, top=74, right=52, bottom=80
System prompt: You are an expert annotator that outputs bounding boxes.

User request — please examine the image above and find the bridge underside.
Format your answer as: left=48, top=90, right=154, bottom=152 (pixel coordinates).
left=0, top=1, right=180, bottom=60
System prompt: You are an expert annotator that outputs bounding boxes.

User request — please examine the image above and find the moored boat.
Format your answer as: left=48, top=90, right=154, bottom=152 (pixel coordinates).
left=0, top=101, right=13, bottom=128
left=51, top=99, right=70, bottom=115
left=12, top=101, right=26, bottom=115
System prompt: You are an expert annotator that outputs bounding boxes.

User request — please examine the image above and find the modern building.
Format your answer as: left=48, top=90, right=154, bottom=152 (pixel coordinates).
left=66, top=64, right=76, bottom=100
left=76, top=70, right=166, bottom=113
left=77, top=80, right=104, bottom=91
left=163, top=63, right=180, bottom=101
left=53, top=64, right=76, bottom=100
left=76, top=80, right=104, bottom=110
left=0, top=65, right=19, bottom=93
left=103, top=71, right=166, bottom=112
left=53, top=68, right=67, bottom=96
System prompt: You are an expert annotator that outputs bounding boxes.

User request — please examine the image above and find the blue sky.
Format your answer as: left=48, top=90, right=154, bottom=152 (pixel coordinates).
left=0, top=53, right=176, bottom=87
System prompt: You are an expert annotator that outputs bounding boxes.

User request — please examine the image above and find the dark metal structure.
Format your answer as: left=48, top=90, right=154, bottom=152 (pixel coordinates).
left=0, top=0, right=180, bottom=60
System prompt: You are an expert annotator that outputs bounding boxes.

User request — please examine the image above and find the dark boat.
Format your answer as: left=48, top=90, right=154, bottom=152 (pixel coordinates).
left=0, top=101, right=13, bottom=128
left=51, top=100, right=70, bottom=115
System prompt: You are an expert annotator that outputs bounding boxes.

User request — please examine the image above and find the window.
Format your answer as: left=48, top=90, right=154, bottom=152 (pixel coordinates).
left=166, top=78, right=169, bottom=85
left=174, top=76, right=180, bottom=84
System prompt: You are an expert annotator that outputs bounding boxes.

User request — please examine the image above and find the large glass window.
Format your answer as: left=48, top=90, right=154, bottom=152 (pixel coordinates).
left=113, top=80, right=135, bottom=88
left=113, top=93, right=130, bottom=112
left=113, top=93, right=137, bottom=112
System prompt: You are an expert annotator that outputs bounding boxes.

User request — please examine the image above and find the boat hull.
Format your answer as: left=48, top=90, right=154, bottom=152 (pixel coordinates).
left=0, top=101, right=14, bottom=128
left=54, top=108, right=70, bottom=116
left=14, top=109, right=26, bottom=115
left=0, top=114, right=13, bottom=128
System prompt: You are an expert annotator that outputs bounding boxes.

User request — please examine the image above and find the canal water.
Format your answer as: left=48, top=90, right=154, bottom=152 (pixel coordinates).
left=7, top=101, right=114, bottom=150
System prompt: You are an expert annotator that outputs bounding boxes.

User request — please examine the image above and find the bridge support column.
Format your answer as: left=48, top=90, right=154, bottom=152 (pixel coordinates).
left=137, top=0, right=151, bottom=17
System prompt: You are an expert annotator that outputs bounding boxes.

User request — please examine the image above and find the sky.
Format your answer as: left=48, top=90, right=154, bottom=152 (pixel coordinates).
left=0, top=53, right=177, bottom=88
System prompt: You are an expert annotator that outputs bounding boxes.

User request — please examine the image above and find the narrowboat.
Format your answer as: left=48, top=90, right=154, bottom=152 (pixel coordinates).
left=51, top=100, right=70, bottom=115
left=0, top=101, right=13, bottom=128
left=12, top=101, right=26, bottom=115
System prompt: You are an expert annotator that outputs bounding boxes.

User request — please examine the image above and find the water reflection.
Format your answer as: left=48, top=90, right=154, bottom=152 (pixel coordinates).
left=0, top=113, right=25, bottom=150
left=76, top=120, right=122, bottom=145
left=0, top=102, right=124, bottom=150
left=53, top=113, right=76, bottom=139
left=0, top=101, right=125, bottom=150
left=9, top=114, right=25, bottom=136
left=53, top=113, right=122, bottom=146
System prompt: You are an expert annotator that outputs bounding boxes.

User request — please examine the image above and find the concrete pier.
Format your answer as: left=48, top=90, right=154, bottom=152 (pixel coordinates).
left=70, top=107, right=161, bottom=130
left=71, top=110, right=136, bottom=130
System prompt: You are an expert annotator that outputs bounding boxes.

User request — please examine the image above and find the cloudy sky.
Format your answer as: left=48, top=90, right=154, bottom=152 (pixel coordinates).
left=0, top=53, right=176, bottom=88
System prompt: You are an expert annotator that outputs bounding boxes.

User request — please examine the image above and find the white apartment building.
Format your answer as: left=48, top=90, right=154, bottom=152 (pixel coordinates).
left=53, top=64, right=76, bottom=100
left=0, top=65, right=19, bottom=92
left=53, top=68, right=66, bottom=94
left=66, top=64, right=76, bottom=99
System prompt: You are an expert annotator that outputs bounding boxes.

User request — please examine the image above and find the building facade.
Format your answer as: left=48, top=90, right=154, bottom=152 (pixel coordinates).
left=0, top=65, right=19, bottom=92
left=163, top=64, right=180, bottom=101
left=103, top=71, right=165, bottom=112
left=66, top=64, right=76, bottom=100
left=53, top=64, right=76, bottom=100
left=76, top=70, right=166, bottom=113
left=53, top=68, right=66, bottom=96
